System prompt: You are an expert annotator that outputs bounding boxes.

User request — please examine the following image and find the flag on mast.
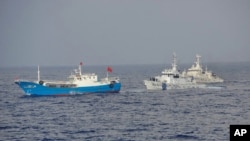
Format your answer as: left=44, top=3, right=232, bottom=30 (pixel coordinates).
left=107, top=66, right=112, bottom=73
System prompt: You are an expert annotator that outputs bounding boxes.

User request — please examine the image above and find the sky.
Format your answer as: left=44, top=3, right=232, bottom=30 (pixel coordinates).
left=0, top=0, right=250, bottom=67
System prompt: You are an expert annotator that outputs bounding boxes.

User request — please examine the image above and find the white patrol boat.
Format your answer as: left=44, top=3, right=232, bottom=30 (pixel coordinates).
left=182, top=54, right=224, bottom=83
left=144, top=53, right=206, bottom=90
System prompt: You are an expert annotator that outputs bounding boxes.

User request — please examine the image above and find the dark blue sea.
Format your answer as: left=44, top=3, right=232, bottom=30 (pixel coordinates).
left=1, top=63, right=250, bottom=141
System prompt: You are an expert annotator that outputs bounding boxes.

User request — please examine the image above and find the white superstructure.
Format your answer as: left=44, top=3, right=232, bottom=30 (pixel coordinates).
left=144, top=53, right=206, bottom=90
left=182, top=54, right=224, bottom=83
left=39, top=64, right=119, bottom=88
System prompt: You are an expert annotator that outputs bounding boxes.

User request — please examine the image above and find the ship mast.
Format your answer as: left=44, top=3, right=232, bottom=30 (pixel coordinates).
left=172, top=53, right=177, bottom=71
left=195, top=54, right=201, bottom=68
left=79, top=62, right=83, bottom=75
left=38, top=65, right=40, bottom=82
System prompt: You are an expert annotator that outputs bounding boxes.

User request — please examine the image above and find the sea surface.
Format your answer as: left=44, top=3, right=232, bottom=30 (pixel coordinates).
left=0, top=63, right=250, bottom=141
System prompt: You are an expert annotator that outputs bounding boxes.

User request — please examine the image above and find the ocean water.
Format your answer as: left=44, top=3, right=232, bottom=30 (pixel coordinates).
left=0, top=63, right=250, bottom=141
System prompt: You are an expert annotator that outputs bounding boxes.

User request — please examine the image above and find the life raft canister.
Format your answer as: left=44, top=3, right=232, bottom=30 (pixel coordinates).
left=39, top=80, right=44, bottom=85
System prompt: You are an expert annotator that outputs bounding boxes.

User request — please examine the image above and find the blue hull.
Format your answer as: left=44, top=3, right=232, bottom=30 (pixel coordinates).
left=15, top=81, right=121, bottom=96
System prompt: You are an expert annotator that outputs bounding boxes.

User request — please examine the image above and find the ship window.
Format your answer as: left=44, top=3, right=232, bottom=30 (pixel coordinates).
left=48, top=84, right=56, bottom=87
left=173, top=75, right=179, bottom=78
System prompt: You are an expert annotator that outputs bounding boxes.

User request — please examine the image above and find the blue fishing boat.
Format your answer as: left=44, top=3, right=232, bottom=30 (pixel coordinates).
left=15, top=63, right=121, bottom=96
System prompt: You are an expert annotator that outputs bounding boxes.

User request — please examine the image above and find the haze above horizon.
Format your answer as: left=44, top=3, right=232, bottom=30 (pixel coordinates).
left=1, top=0, right=250, bottom=67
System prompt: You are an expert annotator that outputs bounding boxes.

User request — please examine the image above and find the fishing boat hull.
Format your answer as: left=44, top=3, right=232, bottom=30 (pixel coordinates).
left=15, top=80, right=121, bottom=96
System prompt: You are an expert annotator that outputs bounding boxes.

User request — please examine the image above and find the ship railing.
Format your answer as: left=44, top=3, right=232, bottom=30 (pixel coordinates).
left=81, top=73, right=96, bottom=76
left=100, top=77, right=119, bottom=82
left=14, top=79, right=31, bottom=82
left=41, top=80, right=71, bottom=84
